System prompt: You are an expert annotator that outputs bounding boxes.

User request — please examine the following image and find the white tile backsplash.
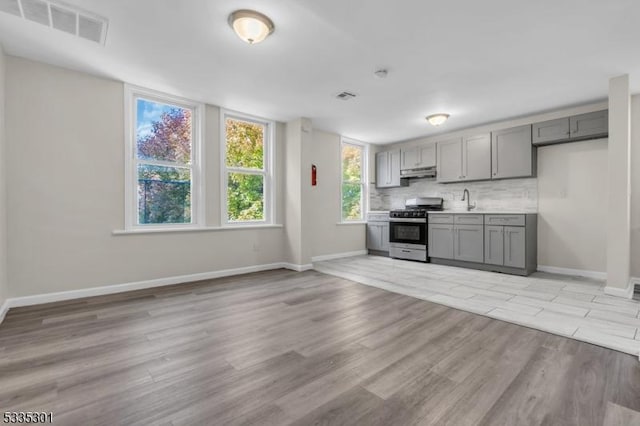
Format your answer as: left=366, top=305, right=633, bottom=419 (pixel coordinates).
left=370, top=178, right=537, bottom=212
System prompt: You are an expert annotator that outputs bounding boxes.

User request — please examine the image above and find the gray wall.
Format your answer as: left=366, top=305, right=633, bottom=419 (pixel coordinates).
left=0, top=46, right=7, bottom=306
left=6, top=57, right=287, bottom=298
left=631, top=95, right=640, bottom=277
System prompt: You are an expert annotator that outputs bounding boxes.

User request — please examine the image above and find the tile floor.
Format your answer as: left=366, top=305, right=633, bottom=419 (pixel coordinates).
left=314, top=255, right=640, bottom=358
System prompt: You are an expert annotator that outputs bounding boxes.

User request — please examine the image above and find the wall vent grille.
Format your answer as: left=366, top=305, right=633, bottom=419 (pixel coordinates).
left=336, top=91, right=356, bottom=101
left=0, top=0, right=108, bottom=45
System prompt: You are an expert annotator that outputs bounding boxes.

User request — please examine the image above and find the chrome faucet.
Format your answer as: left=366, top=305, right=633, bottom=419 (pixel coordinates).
left=461, top=189, right=476, bottom=211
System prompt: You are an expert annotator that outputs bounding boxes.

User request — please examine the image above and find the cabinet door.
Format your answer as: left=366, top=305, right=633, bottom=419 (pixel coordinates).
left=484, top=225, right=504, bottom=265
left=380, top=223, right=390, bottom=251
left=436, top=138, right=463, bottom=182
left=462, top=133, right=491, bottom=181
left=504, top=226, right=526, bottom=268
left=454, top=225, right=484, bottom=263
left=375, top=151, right=389, bottom=188
left=417, top=144, right=436, bottom=168
left=367, top=224, right=382, bottom=250
left=428, top=224, right=454, bottom=259
left=570, top=110, right=608, bottom=140
left=532, top=117, right=570, bottom=145
left=401, top=147, right=420, bottom=170
left=388, top=149, right=402, bottom=187
left=491, top=125, right=533, bottom=179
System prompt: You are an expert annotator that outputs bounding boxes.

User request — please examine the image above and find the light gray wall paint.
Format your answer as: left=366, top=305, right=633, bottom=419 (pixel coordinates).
left=537, top=139, right=608, bottom=273
left=630, top=95, right=640, bottom=278
left=0, top=45, right=7, bottom=306
left=309, top=130, right=365, bottom=258
left=6, top=57, right=287, bottom=298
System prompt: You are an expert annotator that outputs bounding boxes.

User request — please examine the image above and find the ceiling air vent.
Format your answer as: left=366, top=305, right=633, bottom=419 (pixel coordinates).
left=336, top=91, right=356, bottom=101
left=0, top=0, right=108, bottom=45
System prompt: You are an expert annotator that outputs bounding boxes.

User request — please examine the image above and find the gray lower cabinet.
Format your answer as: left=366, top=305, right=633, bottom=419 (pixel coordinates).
left=491, top=125, right=535, bottom=179
left=429, top=213, right=537, bottom=275
left=484, top=225, right=525, bottom=268
left=504, top=226, right=525, bottom=268
left=367, top=223, right=389, bottom=252
left=454, top=225, right=484, bottom=263
left=428, top=224, right=454, bottom=259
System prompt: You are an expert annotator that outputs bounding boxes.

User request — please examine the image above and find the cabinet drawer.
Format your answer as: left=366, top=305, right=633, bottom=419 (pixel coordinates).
left=429, top=214, right=454, bottom=224
left=454, top=214, right=483, bottom=225
left=484, top=215, right=525, bottom=226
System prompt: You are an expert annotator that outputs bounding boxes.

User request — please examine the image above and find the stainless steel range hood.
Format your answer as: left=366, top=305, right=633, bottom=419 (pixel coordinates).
left=400, top=166, right=436, bottom=179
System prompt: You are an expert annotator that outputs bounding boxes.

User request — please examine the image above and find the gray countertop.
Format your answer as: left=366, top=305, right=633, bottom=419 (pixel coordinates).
left=428, top=210, right=537, bottom=215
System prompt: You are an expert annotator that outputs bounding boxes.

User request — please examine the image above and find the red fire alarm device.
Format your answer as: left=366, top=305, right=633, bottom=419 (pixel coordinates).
left=311, top=164, right=317, bottom=186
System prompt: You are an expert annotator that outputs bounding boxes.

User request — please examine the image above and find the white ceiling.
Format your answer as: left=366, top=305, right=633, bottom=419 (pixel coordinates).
left=1, top=0, right=639, bottom=143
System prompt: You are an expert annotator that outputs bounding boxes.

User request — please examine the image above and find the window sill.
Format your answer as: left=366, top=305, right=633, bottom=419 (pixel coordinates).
left=337, top=221, right=367, bottom=225
left=113, top=224, right=284, bottom=235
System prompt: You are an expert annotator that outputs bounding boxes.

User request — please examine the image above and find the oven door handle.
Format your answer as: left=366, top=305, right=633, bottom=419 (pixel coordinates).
left=389, top=218, right=427, bottom=223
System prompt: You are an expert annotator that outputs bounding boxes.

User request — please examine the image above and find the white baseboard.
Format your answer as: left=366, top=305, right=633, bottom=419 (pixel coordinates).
left=282, top=263, right=313, bottom=272
left=5, top=262, right=289, bottom=310
left=311, top=250, right=368, bottom=263
left=604, top=277, right=639, bottom=300
left=537, top=265, right=606, bottom=280
left=0, top=299, right=9, bottom=324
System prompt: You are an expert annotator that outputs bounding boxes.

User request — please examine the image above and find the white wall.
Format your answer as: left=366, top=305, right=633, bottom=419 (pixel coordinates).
left=6, top=57, right=286, bottom=298
left=630, top=95, right=640, bottom=278
left=537, top=139, right=608, bottom=273
left=0, top=46, right=7, bottom=307
left=308, top=130, right=365, bottom=258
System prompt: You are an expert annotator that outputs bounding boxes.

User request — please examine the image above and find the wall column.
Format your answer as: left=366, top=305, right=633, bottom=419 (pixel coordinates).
left=605, top=75, right=632, bottom=297
left=284, top=118, right=313, bottom=269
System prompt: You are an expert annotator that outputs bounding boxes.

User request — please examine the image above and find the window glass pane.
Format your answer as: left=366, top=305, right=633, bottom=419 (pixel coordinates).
left=342, top=144, right=362, bottom=182
left=138, top=164, right=191, bottom=224
left=225, top=118, right=264, bottom=169
left=227, top=173, right=264, bottom=221
left=342, top=183, right=362, bottom=220
left=136, top=98, right=192, bottom=164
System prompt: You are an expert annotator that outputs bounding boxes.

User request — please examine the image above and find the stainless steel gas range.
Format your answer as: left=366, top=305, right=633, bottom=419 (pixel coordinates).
left=389, top=197, right=443, bottom=262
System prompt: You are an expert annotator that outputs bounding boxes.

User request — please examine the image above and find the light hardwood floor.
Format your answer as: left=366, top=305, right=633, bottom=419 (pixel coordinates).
left=1, top=269, right=639, bottom=425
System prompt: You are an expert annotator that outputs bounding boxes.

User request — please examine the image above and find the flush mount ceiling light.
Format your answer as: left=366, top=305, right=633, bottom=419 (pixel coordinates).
left=228, top=9, right=274, bottom=44
left=426, top=113, right=450, bottom=126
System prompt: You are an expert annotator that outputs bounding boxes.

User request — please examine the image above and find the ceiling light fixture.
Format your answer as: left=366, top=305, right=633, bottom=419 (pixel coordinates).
left=228, top=9, right=275, bottom=44
left=426, top=113, right=450, bottom=126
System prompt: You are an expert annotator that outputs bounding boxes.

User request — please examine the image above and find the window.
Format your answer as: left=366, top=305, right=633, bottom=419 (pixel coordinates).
left=125, top=86, right=203, bottom=229
left=341, top=139, right=367, bottom=221
left=222, top=112, right=274, bottom=224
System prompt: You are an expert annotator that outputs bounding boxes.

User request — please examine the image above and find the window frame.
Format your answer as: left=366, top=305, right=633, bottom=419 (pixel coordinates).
left=124, top=84, right=205, bottom=230
left=220, top=109, right=275, bottom=226
left=340, top=138, right=368, bottom=223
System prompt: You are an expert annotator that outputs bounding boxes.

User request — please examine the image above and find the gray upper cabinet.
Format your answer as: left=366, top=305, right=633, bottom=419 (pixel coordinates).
left=491, top=125, right=535, bottom=179
left=454, top=225, right=484, bottom=263
left=436, top=137, right=463, bottom=183
left=376, top=149, right=405, bottom=188
left=532, top=117, right=570, bottom=146
left=401, top=144, right=436, bottom=170
left=436, top=134, right=490, bottom=183
left=462, top=133, right=491, bottom=181
left=532, top=110, right=608, bottom=146
left=570, top=110, right=608, bottom=140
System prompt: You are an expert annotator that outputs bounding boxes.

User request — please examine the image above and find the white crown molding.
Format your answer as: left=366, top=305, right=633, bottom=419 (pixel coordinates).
left=311, top=250, right=368, bottom=263
left=537, top=265, right=606, bottom=281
